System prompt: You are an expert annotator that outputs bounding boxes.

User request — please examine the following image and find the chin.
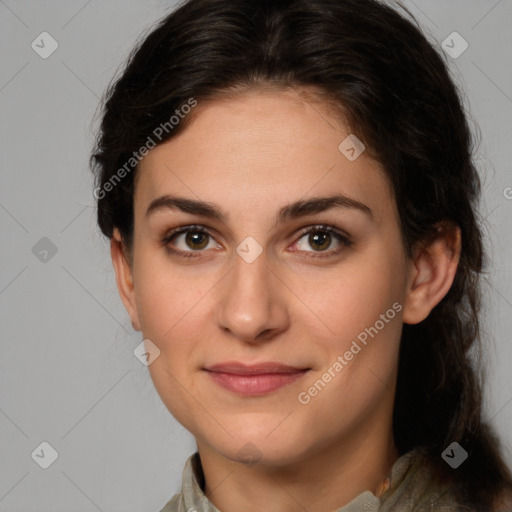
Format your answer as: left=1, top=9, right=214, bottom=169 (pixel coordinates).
left=211, top=434, right=307, bottom=468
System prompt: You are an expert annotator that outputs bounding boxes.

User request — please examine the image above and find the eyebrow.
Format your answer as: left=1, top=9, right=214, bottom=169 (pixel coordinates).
left=145, top=193, right=373, bottom=224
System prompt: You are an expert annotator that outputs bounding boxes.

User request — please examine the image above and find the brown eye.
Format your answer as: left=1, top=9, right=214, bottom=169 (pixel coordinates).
left=162, top=225, right=218, bottom=258
left=293, top=225, right=353, bottom=259
left=184, top=230, right=209, bottom=250
left=308, top=231, right=332, bottom=251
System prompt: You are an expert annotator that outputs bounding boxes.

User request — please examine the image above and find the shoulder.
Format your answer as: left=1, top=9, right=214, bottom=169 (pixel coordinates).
left=158, top=493, right=183, bottom=512
left=381, top=448, right=510, bottom=512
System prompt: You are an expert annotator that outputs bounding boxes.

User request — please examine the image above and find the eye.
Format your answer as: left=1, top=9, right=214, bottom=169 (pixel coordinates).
left=291, top=225, right=353, bottom=259
left=162, top=225, right=219, bottom=258
left=161, top=224, right=353, bottom=260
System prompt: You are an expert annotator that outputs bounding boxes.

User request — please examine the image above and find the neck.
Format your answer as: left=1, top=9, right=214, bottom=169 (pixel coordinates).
left=197, top=421, right=399, bottom=512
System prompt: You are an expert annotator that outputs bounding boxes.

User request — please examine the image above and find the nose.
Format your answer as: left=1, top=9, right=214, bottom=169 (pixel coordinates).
left=214, top=249, right=290, bottom=344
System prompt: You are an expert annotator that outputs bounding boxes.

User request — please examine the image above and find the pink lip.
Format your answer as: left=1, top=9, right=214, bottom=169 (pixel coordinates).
left=204, top=361, right=310, bottom=396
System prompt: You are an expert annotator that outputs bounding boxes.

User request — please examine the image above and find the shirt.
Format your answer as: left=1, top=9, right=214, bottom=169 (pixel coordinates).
left=158, top=447, right=480, bottom=512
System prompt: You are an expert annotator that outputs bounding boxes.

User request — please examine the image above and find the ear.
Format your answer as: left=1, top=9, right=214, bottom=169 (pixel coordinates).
left=402, top=221, right=461, bottom=325
left=110, top=228, right=141, bottom=331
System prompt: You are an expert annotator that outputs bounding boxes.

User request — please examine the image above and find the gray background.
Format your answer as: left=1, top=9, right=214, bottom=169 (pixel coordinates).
left=0, top=1, right=511, bottom=510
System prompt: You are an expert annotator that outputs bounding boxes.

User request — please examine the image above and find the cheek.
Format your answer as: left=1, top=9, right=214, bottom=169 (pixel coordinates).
left=132, top=248, right=202, bottom=339
left=134, top=259, right=206, bottom=427
left=295, top=245, right=406, bottom=401
left=297, top=256, right=404, bottom=339
left=325, top=258, right=405, bottom=393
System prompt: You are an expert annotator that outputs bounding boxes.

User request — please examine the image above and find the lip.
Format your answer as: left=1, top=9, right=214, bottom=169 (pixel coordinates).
left=204, top=361, right=310, bottom=396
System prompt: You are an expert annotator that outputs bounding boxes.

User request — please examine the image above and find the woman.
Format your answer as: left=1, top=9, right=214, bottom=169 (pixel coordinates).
left=90, top=0, right=512, bottom=510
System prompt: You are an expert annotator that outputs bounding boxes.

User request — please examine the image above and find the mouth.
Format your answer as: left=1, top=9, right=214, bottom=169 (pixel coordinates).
left=203, top=361, right=311, bottom=396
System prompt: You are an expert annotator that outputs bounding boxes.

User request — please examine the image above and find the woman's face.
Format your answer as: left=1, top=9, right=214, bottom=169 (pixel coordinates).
left=118, top=88, right=414, bottom=466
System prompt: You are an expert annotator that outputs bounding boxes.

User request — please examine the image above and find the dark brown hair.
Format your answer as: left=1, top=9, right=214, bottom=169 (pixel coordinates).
left=90, top=0, right=512, bottom=509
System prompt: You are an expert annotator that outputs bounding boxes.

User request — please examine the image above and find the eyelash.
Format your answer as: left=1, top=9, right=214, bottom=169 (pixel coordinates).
left=161, top=224, right=353, bottom=260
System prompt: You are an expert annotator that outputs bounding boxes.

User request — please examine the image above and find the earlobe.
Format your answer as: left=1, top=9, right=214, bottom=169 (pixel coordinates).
left=110, top=228, right=141, bottom=331
left=402, top=222, right=462, bottom=325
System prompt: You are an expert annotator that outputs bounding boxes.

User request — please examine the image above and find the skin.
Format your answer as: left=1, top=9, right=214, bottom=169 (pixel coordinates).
left=111, top=88, right=461, bottom=512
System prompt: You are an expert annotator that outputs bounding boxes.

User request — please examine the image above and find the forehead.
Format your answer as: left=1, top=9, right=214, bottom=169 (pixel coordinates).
left=135, top=89, right=394, bottom=224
